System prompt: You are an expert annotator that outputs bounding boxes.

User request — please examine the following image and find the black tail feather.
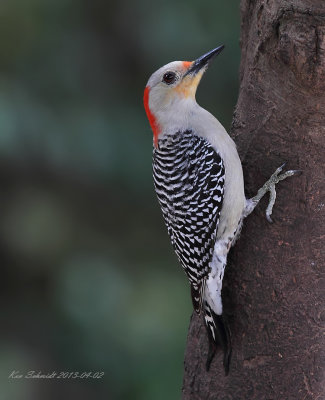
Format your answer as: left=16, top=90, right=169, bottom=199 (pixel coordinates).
left=206, top=340, right=216, bottom=371
left=204, top=302, right=232, bottom=375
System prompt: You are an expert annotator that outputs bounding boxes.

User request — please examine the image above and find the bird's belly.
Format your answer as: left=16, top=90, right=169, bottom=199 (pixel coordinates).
left=217, top=166, right=245, bottom=242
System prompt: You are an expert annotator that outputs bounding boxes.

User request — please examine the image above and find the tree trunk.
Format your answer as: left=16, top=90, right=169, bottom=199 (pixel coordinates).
left=182, top=1, right=325, bottom=399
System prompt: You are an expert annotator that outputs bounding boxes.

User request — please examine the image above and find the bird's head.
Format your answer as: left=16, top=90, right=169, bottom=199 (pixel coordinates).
left=144, top=46, right=224, bottom=147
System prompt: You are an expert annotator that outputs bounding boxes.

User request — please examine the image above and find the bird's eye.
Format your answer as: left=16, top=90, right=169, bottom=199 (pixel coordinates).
left=162, top=72, right=176, bottom=85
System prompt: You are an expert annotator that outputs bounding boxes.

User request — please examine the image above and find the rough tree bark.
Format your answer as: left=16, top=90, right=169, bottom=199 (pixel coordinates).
left=182, top=1, right=325, bottom=399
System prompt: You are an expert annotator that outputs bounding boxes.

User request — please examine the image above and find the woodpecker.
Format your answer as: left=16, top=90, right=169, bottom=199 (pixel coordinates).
left=144, top=46, right=299, bottom=374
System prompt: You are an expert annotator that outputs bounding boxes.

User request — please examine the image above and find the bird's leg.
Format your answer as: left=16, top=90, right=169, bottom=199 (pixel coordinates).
left=243, top=163, right=301, bottom=223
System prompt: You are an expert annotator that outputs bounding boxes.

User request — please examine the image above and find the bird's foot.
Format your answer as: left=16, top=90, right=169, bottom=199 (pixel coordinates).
left=245, top=163, right=302, bottom=222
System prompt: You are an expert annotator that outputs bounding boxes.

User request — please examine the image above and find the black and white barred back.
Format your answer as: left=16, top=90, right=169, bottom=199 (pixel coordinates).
left=153, top=130, right=225, bottom=313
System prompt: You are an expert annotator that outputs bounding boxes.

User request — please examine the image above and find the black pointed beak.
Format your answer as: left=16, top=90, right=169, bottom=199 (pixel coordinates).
left=184, top=45, right=225, bottom=77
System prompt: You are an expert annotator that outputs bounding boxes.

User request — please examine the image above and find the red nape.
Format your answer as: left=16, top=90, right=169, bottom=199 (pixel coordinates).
left=143, top=86, right=160, bottom=148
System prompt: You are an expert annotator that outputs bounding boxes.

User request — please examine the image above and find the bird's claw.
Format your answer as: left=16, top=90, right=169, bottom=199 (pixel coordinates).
left=276, top=162, right=286, bottom=174
left=248, top=163, right=301, bottom=223
left=263, top=164, right=302, bottom=222
left=266, top=213, right=273, bottom=224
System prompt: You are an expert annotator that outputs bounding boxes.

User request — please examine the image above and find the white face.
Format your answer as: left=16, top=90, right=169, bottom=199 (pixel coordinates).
left=145, top=60, right=205, bottom=116
left=146, top=61, right=191, bottom=90
left=144, top=46, right=224, bottom=132
left=144, top=46, right=224, bottom=146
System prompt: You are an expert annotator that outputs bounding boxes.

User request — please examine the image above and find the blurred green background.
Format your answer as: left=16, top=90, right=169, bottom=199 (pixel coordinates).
left=0, top=1, right=240, bottom=399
